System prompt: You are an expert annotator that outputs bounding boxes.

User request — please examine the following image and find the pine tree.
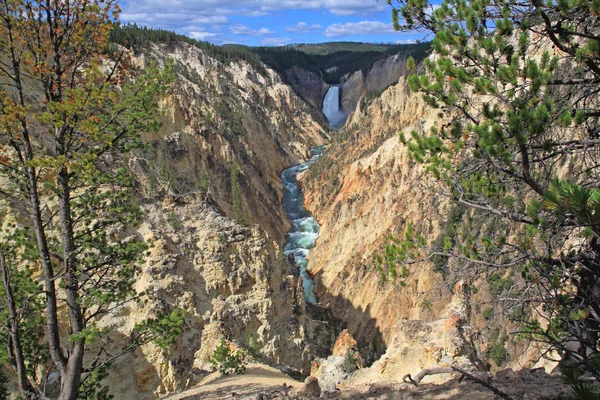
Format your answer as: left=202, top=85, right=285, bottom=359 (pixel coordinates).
left=388, top=0, right=600, bottom=376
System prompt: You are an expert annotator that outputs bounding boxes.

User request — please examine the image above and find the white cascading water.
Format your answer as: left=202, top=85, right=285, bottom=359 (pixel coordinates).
left=281, top=146, right=326, bottom=304
left=279, top=86, right=346, bottom=304
left=322, top=85, right=348, bottom=129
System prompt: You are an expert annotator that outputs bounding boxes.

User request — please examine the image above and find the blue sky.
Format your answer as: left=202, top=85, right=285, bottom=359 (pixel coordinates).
left=120, top=0, right=428, bottom=46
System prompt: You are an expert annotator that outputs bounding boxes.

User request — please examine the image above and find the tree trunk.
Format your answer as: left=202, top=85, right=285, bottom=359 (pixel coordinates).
left=56, top=141, right=85, bottom=399
left=0, top=250, right=35, bottom=398
left=57, top=342, right=85, bottom=400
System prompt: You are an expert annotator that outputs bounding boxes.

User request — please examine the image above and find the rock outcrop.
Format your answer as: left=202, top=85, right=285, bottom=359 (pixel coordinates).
left=282, top=67, right=330, bottom=110
left=98, top=42, right=334, bottom=398
left=103, top=194, right=334, bottom=398
left=302, top=73, right=553, bottom=386
left=340, top=53, right=411, bottom=114
left=339, top=70, right=364, bottom=114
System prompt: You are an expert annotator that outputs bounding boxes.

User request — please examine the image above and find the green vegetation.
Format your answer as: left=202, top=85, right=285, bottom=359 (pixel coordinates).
left=342, top=351, right=359, bottom=374
left=386, top=0, right=600, bottom=377
left=294, top=42, right=407, bottom=55
left=489, top=344, right=508, bottom=365
left=0, top=370, right=7, bottom=399
left=420, top=298, right=433, bottom=311
left=210, top=339, right=248, bottom=375
left=373, top=225, right=422, bottom=285
left=0, top=3, right=183, bottom=398
left=244, top=333, right=264, bottom=360
left=487, top=273, right=513, bottom=298
left=167, top=212, right=183, bottom=230
left=482, top=307, right=494, bottom=320
left=253, top=42, right=430, bottom=84
left=110, top=24, right=266, bottom=75
left=561, top=364, right=600, bottom=399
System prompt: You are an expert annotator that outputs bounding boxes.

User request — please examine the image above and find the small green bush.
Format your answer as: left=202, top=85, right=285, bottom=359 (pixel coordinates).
left=489, top=344, right=507, bottom=365
left=342, top=351, right=359, bottom=374
left=561, top=364, right=600, bottom=400
left=482, top=307, right=494, bottom=320
left=487, top=273, right=513, bottom=297
left=245, top=333, right=263, bottom=360
left=0, top=370, right=7, bottom=400
left=420, top=298, right=433, bottom=311
left=210, top=338, right=248, bottom=375
left=167, top=212, right=182, bottom=230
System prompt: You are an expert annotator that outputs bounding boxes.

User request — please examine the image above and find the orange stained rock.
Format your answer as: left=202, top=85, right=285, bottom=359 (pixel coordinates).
left=332, top=329, right=359, bottom=357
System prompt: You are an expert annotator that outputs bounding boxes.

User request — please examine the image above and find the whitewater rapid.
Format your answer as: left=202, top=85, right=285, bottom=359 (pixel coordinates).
left=281, top=146, right=325, bottom=304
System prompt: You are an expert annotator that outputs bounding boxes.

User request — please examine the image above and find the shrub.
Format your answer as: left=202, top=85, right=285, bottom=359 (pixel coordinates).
left=210, top=338, right=248, bottom=375
left=0, top=370, right=7, bottom=400
left=167, top=211, right=182, bottom=230
left=245, top=333, right=263, bottom=360
left=561, top=363, right=600, bottom=400
left=489, top=344, right=507, bottom=365
left=420, top=298, right=433, bottom=311
left=342, top=350, right=359, bottom=374
left=482, top=307, right=494, bottom=320
left=487, top=273, right=513, bottom=298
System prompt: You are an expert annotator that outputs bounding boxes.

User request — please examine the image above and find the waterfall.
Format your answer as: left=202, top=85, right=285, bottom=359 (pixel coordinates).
left=322, top=85, right=348, bottom=129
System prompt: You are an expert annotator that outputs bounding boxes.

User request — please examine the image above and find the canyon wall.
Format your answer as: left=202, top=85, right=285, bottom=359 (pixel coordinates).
left=282, top=66, right=330, bottom=110
left=302, top=76, right=552, bottom=386
left=97, top=42, right=335, bottom=398
left=340, top=53, right=411, bottom=114
left=278, top=52, right=413, bottom=116
left=135, top=42, right=328, bottom=243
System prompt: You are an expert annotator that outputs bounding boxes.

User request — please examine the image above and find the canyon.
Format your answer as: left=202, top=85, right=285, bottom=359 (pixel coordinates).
left=106, top=39, right=482, bottom=398
left=0, top=31, right=572, bottom=400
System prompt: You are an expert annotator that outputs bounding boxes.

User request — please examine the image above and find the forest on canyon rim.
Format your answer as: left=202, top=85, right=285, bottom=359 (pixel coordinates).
left=2, top=0, right=600, bottom=399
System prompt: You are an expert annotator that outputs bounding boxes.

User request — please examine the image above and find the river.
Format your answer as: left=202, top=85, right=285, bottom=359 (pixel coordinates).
left=280, top=85, right=347, bottom=304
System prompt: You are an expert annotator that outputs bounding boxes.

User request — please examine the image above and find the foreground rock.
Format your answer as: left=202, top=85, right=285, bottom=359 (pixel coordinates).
left=162, top=365, right=575, bottom=399
left=161, top=364, right=300, bottom=399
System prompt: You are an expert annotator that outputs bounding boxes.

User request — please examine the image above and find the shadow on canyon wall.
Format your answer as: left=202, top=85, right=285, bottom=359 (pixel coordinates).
left=309, top=269, right=387, bottom=365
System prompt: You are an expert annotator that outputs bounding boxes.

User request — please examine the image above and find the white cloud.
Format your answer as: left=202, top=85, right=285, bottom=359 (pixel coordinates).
left=189, top=31, right=217, bottom=40
left=230, top=24, right=274, bottom=36
left=396, top=39, right=417, bottom=44
left=120, top=12, right=229, bottom=28
left=324, top=21, right=395, bottom=38
left=118, top=0, right=404, bottom=44
left=191, top=16, right=229, bottom=25
left=121, top=0, right=388, bottom=23
left=260, top=37, right=292, bottom=46
left=285, top=22, right=322, bottom=33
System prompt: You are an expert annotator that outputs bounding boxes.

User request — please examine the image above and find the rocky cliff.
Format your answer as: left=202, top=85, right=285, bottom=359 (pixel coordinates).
left=282, top=67, right=330, bottom=110
left=302, top=75, right=553, bottom=387
left=340, top=53, right=411, bottom=114
left=134, top=42, right=328, bottom=243
left=96, top=42, right=336, bottom=398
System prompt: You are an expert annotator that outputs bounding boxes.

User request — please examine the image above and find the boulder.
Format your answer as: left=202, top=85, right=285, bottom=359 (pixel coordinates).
left=299, top=376, right=321, bottom=398
left=332, top=329, right=358, bottom=357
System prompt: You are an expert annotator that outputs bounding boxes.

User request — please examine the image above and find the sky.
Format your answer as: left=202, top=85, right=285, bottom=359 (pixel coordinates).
left=119, top=0, right=428, bottom=46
